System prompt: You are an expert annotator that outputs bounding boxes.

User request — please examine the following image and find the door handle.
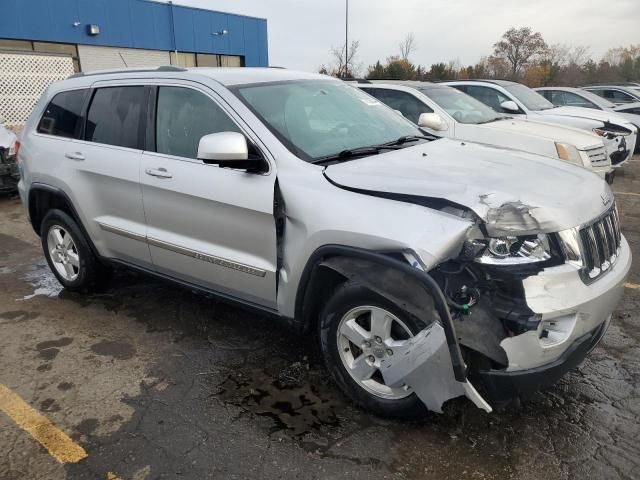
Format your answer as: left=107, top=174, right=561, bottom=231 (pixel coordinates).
left=65, top=152, right=85, bottom=161
left=145, top=167, right=173, bottom=178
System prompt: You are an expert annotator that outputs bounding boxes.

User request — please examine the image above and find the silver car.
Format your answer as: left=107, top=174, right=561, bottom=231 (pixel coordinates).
left=18, top=67, right=631, bottom=418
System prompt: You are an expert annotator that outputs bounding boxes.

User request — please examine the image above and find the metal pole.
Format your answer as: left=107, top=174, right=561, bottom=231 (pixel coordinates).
left=344, top=0, right=349, bottom=78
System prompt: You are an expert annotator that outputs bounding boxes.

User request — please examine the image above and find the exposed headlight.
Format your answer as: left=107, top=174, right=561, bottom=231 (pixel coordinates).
left=555, top=142, right=582, bottom=165
left=593, top=128, right=617, bottom=140
left=472, top=234, right=552, bottom=265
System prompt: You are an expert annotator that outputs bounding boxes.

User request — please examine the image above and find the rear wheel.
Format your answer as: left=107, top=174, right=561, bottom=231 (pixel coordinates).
left=41, top=209, right=111, bottom=292
left=319, top=281, right=431, bottom=419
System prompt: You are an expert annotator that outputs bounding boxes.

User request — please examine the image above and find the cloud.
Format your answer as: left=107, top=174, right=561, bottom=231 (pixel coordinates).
left=170, top=0, right=640, bottom=72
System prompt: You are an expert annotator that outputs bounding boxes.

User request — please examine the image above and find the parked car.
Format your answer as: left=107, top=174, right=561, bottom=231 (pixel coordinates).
left=445, top=80, right=638, bottom=168
left=0, top=117, right=19, bottom=193
left=583, top=84, right=640, bottom=105
left=535, top=86, right=640, bottom=153
left=356, top=81, right=613, bottom=181
left=18, top=67, right=631, bottom=418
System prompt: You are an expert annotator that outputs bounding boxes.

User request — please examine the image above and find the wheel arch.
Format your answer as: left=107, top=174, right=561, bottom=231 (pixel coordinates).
left=293, top=245, right=467, bottom=382
left=27, top=183, right=100, bottom=258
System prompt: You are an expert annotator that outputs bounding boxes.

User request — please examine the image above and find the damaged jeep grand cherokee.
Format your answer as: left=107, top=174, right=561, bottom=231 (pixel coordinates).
left=19, top=68, right=631, bottom=418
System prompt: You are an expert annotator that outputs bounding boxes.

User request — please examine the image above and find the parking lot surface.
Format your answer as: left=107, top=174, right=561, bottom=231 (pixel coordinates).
left=1, top=157, right=639, bottom=480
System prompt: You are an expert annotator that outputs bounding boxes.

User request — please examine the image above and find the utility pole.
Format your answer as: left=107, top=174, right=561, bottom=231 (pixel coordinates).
left=344, top=0, right=349, bottom=78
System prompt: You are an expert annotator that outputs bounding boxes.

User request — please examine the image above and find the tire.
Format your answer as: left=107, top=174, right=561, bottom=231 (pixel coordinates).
left=319, top=281, right=430, bottom=420
left=41, top=209, right=111, bottom=292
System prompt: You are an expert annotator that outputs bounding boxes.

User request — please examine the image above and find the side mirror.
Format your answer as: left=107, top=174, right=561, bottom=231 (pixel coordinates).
left=418, top=112, right=447, bottom=131
left=500, top=100, right=520, bottom=113
left=198, top=131, right=249, bottom=162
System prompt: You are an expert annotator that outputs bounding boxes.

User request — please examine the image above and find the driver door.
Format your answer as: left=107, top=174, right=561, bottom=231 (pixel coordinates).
left=140, top=82, right=278, bottom=309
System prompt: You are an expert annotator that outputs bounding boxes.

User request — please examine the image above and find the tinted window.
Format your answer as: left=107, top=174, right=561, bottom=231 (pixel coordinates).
left=37, top=89, right=88, bottom=138
left=85, top=87, right=148, bottom=149
left=604, top=89, right=636, bottom=103
left=619, top=106, right=640, bottom=115
left=156, top=87, right=240, bottom=159
left=464, top=85, right=512, bottom=112
left=363, top=88, right=432, bottom=124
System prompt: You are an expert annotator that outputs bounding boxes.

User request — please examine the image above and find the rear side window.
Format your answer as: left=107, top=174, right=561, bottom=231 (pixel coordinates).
left=37, top=89, right=88, bottom=138
left=85, top=86, right=148, bottom=150
left=155, top=86, right=240, bottom=159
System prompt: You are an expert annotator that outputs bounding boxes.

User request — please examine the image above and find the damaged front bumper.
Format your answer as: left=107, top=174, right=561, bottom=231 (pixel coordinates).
left=480, top=317, right=609, bottom=404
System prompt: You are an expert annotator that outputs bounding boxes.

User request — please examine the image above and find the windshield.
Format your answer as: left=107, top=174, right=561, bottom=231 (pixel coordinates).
left=421, top=87, right=502, bottom=124
left=504, top=84, right=556, bottom=111
left=232, top=80, right=424, bottom=162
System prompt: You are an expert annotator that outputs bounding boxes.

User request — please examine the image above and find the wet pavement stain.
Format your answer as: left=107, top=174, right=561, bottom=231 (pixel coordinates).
left=57, top=382, right=74, bottom=391
left=90, top=340, right=136, bottom=360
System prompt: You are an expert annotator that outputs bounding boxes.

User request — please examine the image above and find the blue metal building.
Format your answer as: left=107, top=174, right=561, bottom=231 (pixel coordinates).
left=0, top=0, right=269, bottom=70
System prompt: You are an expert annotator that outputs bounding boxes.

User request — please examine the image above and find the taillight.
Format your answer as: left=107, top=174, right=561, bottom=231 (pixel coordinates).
left=13, top=140, right=21, bottom=163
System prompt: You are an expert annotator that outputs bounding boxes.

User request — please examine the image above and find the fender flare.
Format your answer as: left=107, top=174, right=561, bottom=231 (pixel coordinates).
left=294, top=245, right=467, bottom=382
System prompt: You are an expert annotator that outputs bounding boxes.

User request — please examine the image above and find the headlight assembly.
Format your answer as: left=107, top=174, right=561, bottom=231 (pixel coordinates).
left=472, top=234, right=552, bottom=265
left=555, top=142, right=582, bottom=166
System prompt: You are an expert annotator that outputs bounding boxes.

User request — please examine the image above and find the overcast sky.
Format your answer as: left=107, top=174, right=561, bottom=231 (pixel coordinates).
left=170, top=0, right=640, bottom=73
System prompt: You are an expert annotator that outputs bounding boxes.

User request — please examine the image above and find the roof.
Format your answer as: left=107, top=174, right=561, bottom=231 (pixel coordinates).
left=444, top=79, right=518, bottom=86
left=362, top=80, right=460, bottom=92
left=189, top=67, right=331, bottom=86
left=66, top=67, right=332, bottom=87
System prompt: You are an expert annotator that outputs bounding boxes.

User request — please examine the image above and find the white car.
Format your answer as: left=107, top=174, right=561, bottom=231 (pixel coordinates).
left=0, top=116, right=19, bottom=193
left=357, top=81, right=613, bottom=181
left=535, top=86, right=640, bottom=153
left=582, top=84, right=640, bottom=105
left=445, top=80, right=638, bottom=168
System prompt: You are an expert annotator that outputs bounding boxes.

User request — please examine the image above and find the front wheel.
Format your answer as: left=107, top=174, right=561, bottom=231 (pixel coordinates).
left=319, top=281, right=431, bottom=419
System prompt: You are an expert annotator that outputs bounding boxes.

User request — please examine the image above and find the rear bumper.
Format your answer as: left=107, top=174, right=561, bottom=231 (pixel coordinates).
left=479, top=317, right=609, bottom=404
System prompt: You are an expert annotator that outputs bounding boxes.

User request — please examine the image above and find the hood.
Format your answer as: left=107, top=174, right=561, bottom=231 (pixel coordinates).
left=539, top=106, right=634, bottom=129
left=0, top=125, right=16, bottom=149
left=479, top=118, right=603, bottom=150
left=324, top=138, right=613, bottom=237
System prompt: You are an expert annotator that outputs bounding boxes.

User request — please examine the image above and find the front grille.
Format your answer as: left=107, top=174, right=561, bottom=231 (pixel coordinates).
left=585, top=146, right=608, bottom=166
left=578, top=204, right=622, bottom=282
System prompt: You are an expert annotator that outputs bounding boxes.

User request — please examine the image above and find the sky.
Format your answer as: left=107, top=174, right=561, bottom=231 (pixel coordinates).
left=169, top=0, right=640, bottom=73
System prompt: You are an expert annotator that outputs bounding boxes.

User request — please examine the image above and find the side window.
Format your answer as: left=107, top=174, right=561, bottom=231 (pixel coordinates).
left=464, top=86, right=511, bottom=112
left=156, top=86, right=241, bottom=159
left=548, top=90, right=566, bottom=105
left=37, top=89, right=88, bottom=138
left=364, top=89, right=432, bottom=124
left=85, top=86, right=148, bottom=150
left=563, top=91, right=597, bottom=109
left=608, top=89, right=635, bottom=103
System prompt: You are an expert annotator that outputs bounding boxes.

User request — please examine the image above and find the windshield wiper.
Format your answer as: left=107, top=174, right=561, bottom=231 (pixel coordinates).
left=475, top=117, right=505, bottom=124
left=313, top=144, right=402, bottom=164
left=382, top=134, right=434, bottom=145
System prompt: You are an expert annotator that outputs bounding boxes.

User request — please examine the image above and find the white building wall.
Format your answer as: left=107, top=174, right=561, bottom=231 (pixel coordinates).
left=78, top=45, right=170, bottom=72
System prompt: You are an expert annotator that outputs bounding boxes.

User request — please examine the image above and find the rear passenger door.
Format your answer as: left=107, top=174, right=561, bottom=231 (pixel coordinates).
left=69, top=84, right=152, bottom=267
left=140, top=82, right=277, bottom=309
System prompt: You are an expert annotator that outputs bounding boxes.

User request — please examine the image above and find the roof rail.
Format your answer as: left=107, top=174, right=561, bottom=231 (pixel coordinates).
left=68, top=65, right=187, bottom=79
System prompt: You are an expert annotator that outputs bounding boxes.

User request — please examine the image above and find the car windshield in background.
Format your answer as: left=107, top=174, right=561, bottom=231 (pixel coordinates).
left=505, top=84, right=556, bottom=111
left=233, top=80, right=424, bottom=162
left=421, top=87, right=503, bottom=124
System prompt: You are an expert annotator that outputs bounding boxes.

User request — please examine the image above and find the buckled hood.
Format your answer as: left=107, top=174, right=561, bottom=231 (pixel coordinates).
left=538, top=106, right=634, bottom=132
left=324, top=139, right=613, bottom=237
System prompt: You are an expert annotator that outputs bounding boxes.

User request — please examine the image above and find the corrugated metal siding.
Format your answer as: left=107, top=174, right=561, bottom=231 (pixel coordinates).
left=0, top=0, right=268, bottom=67
left=77, top=45, right=170, bottom=72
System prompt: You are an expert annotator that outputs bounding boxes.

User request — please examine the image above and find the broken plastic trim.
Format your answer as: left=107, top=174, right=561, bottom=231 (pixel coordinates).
left=307, top=245, right=468, bottom=381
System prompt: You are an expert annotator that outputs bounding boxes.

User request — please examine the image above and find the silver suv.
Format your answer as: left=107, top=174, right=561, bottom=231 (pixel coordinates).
left=18, top=67, right=631, bottom=418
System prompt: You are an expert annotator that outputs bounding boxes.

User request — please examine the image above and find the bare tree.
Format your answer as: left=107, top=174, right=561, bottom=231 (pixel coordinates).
left=493, top=27, right=548, bottom=78
left=331, top=40, right=361, bottom=78
left=399, top=33, right=417, bottom=61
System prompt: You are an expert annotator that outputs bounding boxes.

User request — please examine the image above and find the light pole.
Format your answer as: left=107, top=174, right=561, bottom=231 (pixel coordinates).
left=344, top=0, right=349, bottom=79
